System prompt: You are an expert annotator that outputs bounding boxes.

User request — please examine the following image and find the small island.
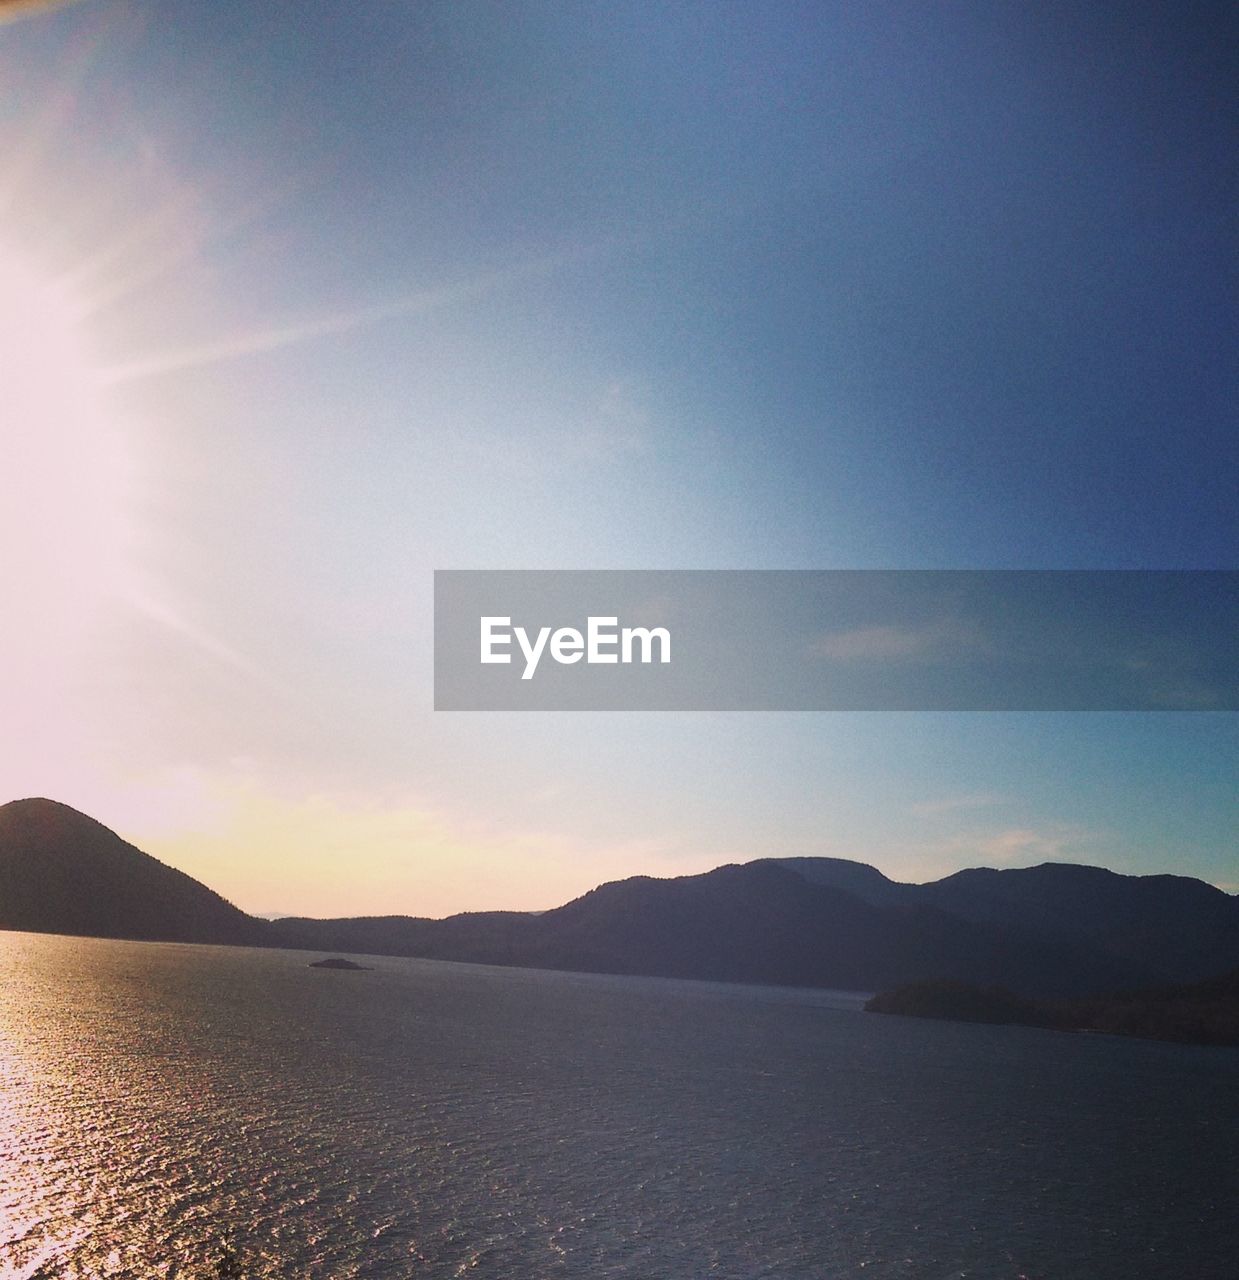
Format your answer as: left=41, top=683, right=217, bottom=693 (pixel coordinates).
left=309, top=957, right=372, bottom=971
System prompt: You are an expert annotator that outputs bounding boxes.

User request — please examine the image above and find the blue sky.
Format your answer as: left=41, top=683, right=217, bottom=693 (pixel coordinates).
left=1, top=1, right=1234, bottom=913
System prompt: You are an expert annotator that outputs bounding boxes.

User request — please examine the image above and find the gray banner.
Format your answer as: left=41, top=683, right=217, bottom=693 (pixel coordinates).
left=433, top=570, right=1236, bottom=711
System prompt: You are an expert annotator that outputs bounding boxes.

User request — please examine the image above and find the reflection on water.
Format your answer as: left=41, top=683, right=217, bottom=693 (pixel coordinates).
left=0, top=931, right=1236, bottom=1279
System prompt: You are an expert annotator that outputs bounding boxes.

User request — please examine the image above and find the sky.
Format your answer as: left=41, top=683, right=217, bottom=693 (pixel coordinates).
left=1, top=0, right=1235, bottom=916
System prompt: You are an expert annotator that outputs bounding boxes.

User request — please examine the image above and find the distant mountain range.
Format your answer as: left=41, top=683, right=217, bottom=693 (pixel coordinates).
left=3, top=797, right=1238, bottom=999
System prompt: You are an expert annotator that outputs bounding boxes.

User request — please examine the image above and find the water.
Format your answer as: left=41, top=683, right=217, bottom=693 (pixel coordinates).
left=0, top=933, right=1236, bottom=1280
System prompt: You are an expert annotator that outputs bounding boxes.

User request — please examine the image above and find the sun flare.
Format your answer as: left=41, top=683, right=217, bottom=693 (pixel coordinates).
left=0, top=247, right=136, bottom=683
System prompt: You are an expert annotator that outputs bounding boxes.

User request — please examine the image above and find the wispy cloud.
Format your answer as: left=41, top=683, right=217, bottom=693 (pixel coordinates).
left=811, top=616, right=987, bottom=663
left=0, top=0, right=87, bottom=24
left=910, top=792, right=1007, bottom=818
left=97, top=241, right=605, bottom=386
left=949, top=824, right=1105, bottom=866
left=871, top=822, right=1113, bottom=885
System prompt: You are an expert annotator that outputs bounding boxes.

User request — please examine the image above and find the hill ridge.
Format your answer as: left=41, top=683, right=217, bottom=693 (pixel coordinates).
left=0, top=797, right=264, bottom=947
left=3, top=798, right=1237, bottom=999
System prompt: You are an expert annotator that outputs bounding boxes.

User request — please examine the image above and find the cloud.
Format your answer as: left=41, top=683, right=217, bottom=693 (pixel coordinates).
left=0, top=0, right=87, bottom=25
left=97, top=241, right=605, bottom=386
left=910, top=792, right=1007, bottom=818
left=865, top=822, right=1112, bottom=884
left=948, top=824, right=1106, bottom=867
left=810, top=616, right=986, bottom=663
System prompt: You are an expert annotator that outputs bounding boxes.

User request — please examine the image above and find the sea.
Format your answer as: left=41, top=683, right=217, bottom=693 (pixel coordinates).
left=0, top=932, right=1235, bottom=1280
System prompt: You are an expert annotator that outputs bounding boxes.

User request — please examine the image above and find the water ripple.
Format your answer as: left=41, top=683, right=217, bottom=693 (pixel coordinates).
left=0, top=933, right=1236, bottom=1279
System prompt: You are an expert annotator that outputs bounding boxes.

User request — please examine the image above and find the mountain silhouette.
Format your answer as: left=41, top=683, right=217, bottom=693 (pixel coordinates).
left=766, top=856, right=1239, bottom=987
left=867, top=965, right=1239, bottom=1046
left=3, top=798, right=1237, bottom=1001
left=915, top=862, right=1239, bottom=985
left=0, top=798, right=264, bottom=946
left=271, top=860, right=1235, bottom=997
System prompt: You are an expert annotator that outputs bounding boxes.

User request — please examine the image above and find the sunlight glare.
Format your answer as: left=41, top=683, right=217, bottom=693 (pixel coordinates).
left=0, top=246, right=136, bottom=690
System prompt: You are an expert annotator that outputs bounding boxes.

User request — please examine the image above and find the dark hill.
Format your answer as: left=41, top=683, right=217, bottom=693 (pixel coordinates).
left=866, top=966, right=1239, bottom=1047
left=0, top=798, right=265, bottom=946
left=273, top=861, right=1152, bottom=996
left=865, top=981, right=1064, bottom=1029
left=762, top=856, right=913, bottom=907
left=270, top=910, right=540, bottom=966
left=917, top=862, right=1239, bottom=984
left=758, top=857, right=1239, bottom=986
left=4, top=799, right=1237, bottom=1009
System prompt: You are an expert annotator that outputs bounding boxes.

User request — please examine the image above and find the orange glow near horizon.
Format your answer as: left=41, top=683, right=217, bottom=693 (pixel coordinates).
left=140, top=784, right=700, bottom=921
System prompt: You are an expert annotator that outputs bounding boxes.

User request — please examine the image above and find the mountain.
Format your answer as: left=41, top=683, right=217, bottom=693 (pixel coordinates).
left=3, top=798, right=1237, bottom=1003
left=0, top=798, right=265, bottom=946
left=866, top=966, right=1239, bottom=1046
left=269, top=909, right=540, bottom=966
left=762, top=856, right=914, bottom=907
left=270, top=862, right=1182, bottom=997
left=915, top=862, right=1239, bottom=986
left=768, top=858, right=1239, bottom=986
